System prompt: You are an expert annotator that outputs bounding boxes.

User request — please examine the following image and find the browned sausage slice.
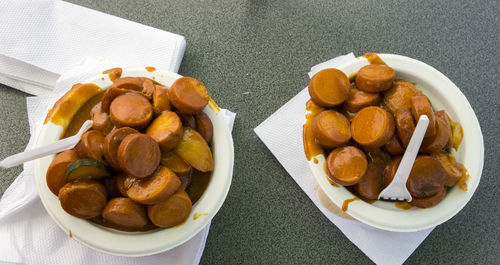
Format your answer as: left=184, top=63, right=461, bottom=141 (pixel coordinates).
left=146, top=112, right=183, bottom=151
left=432, top=151, right=465, bottom=187
left=308, top=68, right=350, bottom=108
left=384, top=135, right=404, bottom=155
left=410, top=187, right=446, bottom=208
left=161, top=151, right=192, bottom=177
left=410, top=95, right=436, bottom=138
left=153, top=85, right=171, bottom=117
left=327, top=146, right=368, bottom=186
left=117, top=134, right=161, bottom=178
left=406, top=156, right=447, bottom=198
left=354, top=162, right=383, bottom=200
left=168, top=77, right=210, bottom=114
left=355, top=64, right=395, bottom=92
left=103, top=127, right=139, bottom=170
left=103, top=177, right=122, bottom=199
left=195, top=112, right=213, bottom=144
left=115, top=173, right=138, bottom=197
left=148, top=189, right=192, bottom=228
left=312, top=110, right=351, bottom=148
left=383, top=156, right=402, bottom=187
left=351, top=106, right=395, bottom=148
left=141, top=78, right=155, bottom=100
left=127, top=166, right=181, bottom=204
left=75, top=130, right=106, bottom=162
left=90, top=102, right=114, bottom=134
left=178, top=112, right=196, bottom=129
left=395, top=108, right=415, bottom=148
left=382, top=81, right=419, bottom=114
left=58, top=180, right=107, bottom=219
left=344, top=87, right=380, bottom=113
left=420, top=110, right=452, bottom=153
left=111, top=77, right=145, bottom=91
left=110, top=93, right=153, bottom=129
left=46, top=149, right=80, bottom=195
left=102, top=197, right=148, bottom=228
left=101, top=87, right=129, bottom=113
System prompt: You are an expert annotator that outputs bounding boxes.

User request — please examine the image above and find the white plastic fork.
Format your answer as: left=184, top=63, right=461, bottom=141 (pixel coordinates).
left=378, top=115, right=429, bottom=202
left=0, top=120, right=93, bottom=169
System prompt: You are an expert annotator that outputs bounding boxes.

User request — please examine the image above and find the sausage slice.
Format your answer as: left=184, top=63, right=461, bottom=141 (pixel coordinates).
left=355, top=64, right=395, bottom=92
left=90, top=102, right=114, bottom=134
left=384, top=135, right=404, bottom=155
left=432, top=151, right=465, bottom=187
left=351, top=106, right=395, bottom=148
left=410, top=187, right=446, bottom=208
left=308, top=68, right=350, bottom=108
left=117, top=134, right=161, bottom=178
left=146, top=112, right=183, bottom=151
left=102, top=197, right=148, bottom=228
left=195, top=112, right=213, bottom=144
left=354, top=162, right=383, bottom=200
left=326, top=146, right=368, bottom=186
left=168, top=77, right=210, bottom=114
left=153, top=85, right=171, bottom=117
left=395, top=108, right=416, bottom=147
left=383, top=156, right=402, bottom=187
left=46, top=149, right=80, bottom=195
left=58, top=180, right=107, bottom=219
left=382, top=81, right=419, bottom=114
left=312, top=110, right=351, bottom=148
left=115, top=173, right=138, bottom=197
left=111, top=77, right=145, bottom=91
left=420, top=110, right=452, bottom=153
left=148, top=189, right=192, bottom=228
left=344, top=87, right=380, bottom=113
left=141, top=78, right=155, bottom=100
left=410, top=95, right=436, bottom=138
left=406, top=156, right=447, bottom=198
left=110, top=93, right=153, bottom=129
left=127, top=166, right=181, bottom=205
left=75, top=130, right=106, bottom=162
left=102, top=127, right=140, bottom=170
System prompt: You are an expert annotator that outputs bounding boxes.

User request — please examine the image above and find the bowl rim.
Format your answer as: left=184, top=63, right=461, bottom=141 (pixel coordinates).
left=34, top=68, right=234, bottom=256
left=307, top=53, right=484, bottom=232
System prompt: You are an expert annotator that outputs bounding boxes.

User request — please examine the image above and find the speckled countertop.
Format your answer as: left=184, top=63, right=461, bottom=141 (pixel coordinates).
left=1, top=0, right=499, bottom=264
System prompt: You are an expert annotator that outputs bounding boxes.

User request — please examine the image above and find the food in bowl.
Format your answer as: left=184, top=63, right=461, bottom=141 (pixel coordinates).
left=46, top=69, right=215, bottom=231
left=303, top=53, right=467, bottom=209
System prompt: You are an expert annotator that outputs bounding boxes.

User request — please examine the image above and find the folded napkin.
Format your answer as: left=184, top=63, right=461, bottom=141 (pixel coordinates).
left=0, top=0, right=186, bottom=96
left=254, top=53, right=433, bottom=265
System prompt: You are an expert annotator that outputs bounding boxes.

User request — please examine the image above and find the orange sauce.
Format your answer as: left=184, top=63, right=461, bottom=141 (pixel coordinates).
left=303, top=100, right=325, bottom=161
left=342, top=197, right=360, bottom=211
left=208, top=97, right=220, bottom=113
left=173, top=216, right=189, bottom=228
left=458, top=170, right=470, bottom=191
left=145, top=66, right=156, bottom=72
left=102, top=67, right=122, bottom=81
left=63, top=92, right=103, bottom=138
left=363, top=53, right=386, bottom=65
left=44, top=83, right=102, bottom=130
left=69, top=230, right=72, bottom=238
left=395, top=201, right=414, bottom=210
left=193, top=212, right=208, bottom=220
left=448, top=116, right=463, bottom=150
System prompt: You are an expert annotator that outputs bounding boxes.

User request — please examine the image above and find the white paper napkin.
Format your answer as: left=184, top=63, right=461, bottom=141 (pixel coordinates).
left=0, top=58, right=236, bottom=265
left=254, top=53, right=433, bottom=265
left=0, top=0, right=186, bottom=96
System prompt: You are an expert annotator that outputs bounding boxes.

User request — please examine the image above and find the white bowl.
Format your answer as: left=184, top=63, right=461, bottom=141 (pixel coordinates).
left=34, top=68, right=234, bottom=256
left=307, top=54, right=484, bottom=232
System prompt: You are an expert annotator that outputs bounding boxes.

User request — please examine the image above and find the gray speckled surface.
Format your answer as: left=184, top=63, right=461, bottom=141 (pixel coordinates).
left=1, top=0, right=499, bottom=264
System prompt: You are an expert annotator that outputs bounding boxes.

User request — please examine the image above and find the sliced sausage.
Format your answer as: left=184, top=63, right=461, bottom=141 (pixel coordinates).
left=90, top=102, right=114, bottom=134
left=103, top=177, right=122, bottom=199
left=407, top=156, right=447, bottom=198
left=311, top=110, right=351, bottom=148
left=46, top=149, right=80, bottom=195
left=382, top=81, right=419, bottom=114
left=178, top=112, right=196, bottom=129
left=102, top=197, right=148, bottom=228
left=101, top=87, right=130, bottom=113
left=344, top=87, right=380, bottom=113
left=148, top=189, right=192, bottom=228
left=117, top=134, right=161, bottom=178
left=383, top=156, right=402, bottom=187
left=110, top=93, right=153, bottom=129
left=394, top=108, right=416, bottom=148
left=58, top=180, right=107, bottom=219
left=355, top=64, right=395, bottom=92
left=410, top=187, right=446, bottom=208
left=102, top=67, right=122, bottom=82
left=420, top=110, right=452, bottom=153
left=153, top=85, right=171, bottom=117
left=326, top=146, right=368, bottom=186
left=146, top=111, right=183, bottom=151
left=308, top=68, right=350, bottom=108
left=384, top=135, right=404, bottom=155
left=168, top=77, right=210, bottom=114
left=432, top=151, right=465, bottom=187
left=161, top=151, right=192, bottom=178
left=141, top=78, right=155, bottom=100
left=351, top=106, right=395, bottom=148
left=102, top=127, right=139, bottom=170
left=195, top=112, right=213, bottom=144
left=111, top=77, right=145, bottom=91
left=354, top=162, right=383, bottom=200
left=410, top=95, right=436, bottom=138
left=75, top=130, right=106, bottom=162
left=115, top=173, right=138, bottom=197
left=127, top=166, right=181, bottom=204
